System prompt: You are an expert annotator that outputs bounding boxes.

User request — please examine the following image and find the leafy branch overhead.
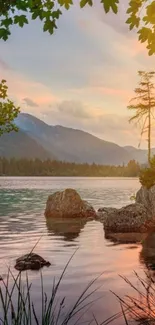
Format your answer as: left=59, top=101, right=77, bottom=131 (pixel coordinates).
left=0, top=0, right=155, bottom=55
left=0, top=80, right=20, bottom=136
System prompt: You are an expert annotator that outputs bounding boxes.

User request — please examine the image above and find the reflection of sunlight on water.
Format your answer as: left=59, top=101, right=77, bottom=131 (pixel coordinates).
left=0, top=177, right=143, bottom=324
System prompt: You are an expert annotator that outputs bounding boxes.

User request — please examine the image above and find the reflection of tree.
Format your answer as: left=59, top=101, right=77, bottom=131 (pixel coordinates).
left=140, top=232, right=155, bottom=274
left=46, top=217, right=88, bottom=242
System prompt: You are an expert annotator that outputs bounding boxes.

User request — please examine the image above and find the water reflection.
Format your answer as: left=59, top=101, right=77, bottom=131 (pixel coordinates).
left=46, top=217, right=88, bottom=242
left=105, top=232, right=146, bottom=245
left=140, top=232, right=155, bottom=272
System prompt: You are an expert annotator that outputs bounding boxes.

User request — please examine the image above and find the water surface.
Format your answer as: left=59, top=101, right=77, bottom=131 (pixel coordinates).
left=0, top=177, right=149, bottom=324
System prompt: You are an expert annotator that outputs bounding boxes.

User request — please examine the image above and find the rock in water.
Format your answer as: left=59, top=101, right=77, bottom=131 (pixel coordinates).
left=103, top=203, right=151, bottom=233
left=96, top=207, right=118, bottom=222
left=136, top=185, right=155, bottom=217
left=15, top=253, right=51, bottom=271
left=45, top=188, right=96, bottom=219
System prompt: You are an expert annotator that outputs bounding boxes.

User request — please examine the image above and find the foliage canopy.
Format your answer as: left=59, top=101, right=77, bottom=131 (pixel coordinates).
left=0, top=79, right=20, bottom=136
left=0, top=0, right=155, bottom=55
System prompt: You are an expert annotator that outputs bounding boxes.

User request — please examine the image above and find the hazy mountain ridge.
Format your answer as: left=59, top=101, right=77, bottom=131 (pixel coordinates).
left=15, top=113, right=131, bottom=165
left=0, top=113, right=152, bottom=164
left=0, top=130, right=53, bottom=160
left=124, top=146, right=155, bottom=164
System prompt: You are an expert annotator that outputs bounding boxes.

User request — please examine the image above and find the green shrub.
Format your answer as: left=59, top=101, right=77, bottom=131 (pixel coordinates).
left=139, top=167, right=155, bottom=189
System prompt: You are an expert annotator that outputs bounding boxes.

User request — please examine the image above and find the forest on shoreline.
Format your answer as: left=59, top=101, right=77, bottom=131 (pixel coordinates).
left=0, top=158, right=141, bottom=177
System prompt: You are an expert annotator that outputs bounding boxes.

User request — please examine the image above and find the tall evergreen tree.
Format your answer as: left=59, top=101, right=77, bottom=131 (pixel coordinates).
left=128, top=71, right=155, bottom=165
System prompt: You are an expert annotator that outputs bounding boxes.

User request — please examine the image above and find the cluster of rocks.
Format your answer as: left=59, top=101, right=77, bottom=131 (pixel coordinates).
left=97, top=203, right=151, bottom=233
left=96, top=185, right=155, bottom=234
left=45, top=186, right=155, bottom=234
left=15, top=186, right=155, bottom=273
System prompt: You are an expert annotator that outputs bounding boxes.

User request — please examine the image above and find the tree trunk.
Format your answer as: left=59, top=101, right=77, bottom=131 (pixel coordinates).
left=148, top=83, right=151, bottom=166
left=148, top=108, right=151, bottom=165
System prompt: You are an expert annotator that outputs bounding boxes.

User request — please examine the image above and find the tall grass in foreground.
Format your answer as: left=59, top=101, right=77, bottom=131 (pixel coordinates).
left=1, top=261, right=155, bottom=324
left=112, top=271, right=155, bottom=325
left=0, top=256, right=123, bottom=325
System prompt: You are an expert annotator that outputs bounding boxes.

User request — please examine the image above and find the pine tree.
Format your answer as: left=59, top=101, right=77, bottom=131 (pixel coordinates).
left=128, top=71, right=155, bottom=165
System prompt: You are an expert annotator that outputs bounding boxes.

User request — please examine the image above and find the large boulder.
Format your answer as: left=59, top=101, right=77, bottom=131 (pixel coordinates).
left=136, top=185, right=155, bottom=217
left=103, top=203, right=151, bottom=233
left=45, top=188, right=96, bottom=219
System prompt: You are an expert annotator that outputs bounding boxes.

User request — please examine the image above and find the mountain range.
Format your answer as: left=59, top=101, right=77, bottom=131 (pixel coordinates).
left=0, top=113, right=152, bottom=165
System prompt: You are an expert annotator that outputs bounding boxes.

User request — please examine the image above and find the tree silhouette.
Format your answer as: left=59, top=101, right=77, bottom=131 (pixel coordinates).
left=128, top=71, right=155, bottom=165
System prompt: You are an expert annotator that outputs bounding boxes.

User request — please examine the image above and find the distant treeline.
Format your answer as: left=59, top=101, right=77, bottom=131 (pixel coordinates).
left=0, top=158, right=141, bottom=177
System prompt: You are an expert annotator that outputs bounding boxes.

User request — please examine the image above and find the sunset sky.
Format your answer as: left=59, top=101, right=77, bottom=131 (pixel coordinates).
left=1, top=1, right=155, bottom=148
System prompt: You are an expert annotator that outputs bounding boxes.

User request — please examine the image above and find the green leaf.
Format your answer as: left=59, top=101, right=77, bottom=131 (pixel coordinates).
left=1, top=17, right=13, bottom=28
left=126, top=7, right=133, bottom=14
left=101, top=0, right=118, bottom=14
left=138, top=27, right=153, bottom=43
left=148, top=48, right=155, bottom=56
left=43, top=19, right=57, bottom=34
left=111, top=3, right=118, bottom=14
left=57, top=0, right=73, bottom=9
left=44, top=0, right=55, bottom=10
left=80, top=0, right=93, bottom=8
left=146, top=1, right=155, bottom=24
left=126, top=14, right=140, bottom=29
left=126, top=17, right=132, bottom=24
left=52, top=9, right=62, bottom=19
left=14, top=15, right=28, bottom=27
left=31, top=10, right=40, bottom=20
left=0, top=28, right=10, bottom=41
left=16, top=0, right=28, bottom=11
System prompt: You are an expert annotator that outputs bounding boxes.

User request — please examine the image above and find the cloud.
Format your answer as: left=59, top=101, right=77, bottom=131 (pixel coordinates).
left=57, top=100, right=91, bottom=119
left=0, top=64, right=57, bottom=112
left=0, top=58, right=10, bottom=70
left=23, top=97, right=39, bottom=107
left=42, top=99, right=144, bottom=148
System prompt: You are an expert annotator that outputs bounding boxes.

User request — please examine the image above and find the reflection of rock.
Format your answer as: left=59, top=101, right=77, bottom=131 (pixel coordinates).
left=45, top=189, right=96, bottom=219
left=140, top=232, right=155, bottom=271
left=105, top=232, right=146, bottom=244
left=46, top=217, right=88, bottom=241
left=99, top=203, right=150, bottom=233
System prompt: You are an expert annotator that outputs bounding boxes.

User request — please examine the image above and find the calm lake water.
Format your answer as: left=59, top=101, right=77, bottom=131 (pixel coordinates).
left=0, top=177, right=151, bottom=324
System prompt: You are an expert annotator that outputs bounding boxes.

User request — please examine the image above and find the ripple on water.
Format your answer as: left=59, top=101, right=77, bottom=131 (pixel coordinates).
left=0, top=177, right=145, bottom=324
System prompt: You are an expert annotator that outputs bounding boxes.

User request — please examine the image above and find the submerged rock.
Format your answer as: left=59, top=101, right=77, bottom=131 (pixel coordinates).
left=101, top=203, right=151, bottom=233
left=15, top=253, right=51, bottom=271
left=45, top=188, right=96, bottom=219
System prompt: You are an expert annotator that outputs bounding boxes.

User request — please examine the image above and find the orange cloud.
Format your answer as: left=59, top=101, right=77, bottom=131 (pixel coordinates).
left=0, top=66, right=57, bottom=108
left=69, top=85, right=132, bottom=102
left=118, top=38, right=147, bottom=57
left=91, top=86, right=132, bottom=100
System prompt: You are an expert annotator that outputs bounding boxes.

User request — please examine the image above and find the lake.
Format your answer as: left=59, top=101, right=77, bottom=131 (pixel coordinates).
left=0, top=177, right=149, bottom=324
